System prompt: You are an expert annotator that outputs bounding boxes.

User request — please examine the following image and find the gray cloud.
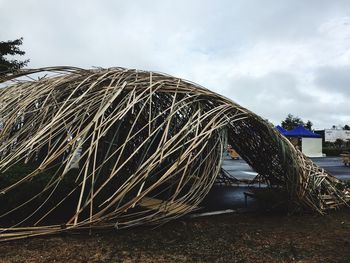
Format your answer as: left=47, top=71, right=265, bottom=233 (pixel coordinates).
left=226, top=71, right=350, bottom=128
left=227, top=72, right=319, bottom=124
left=315, top=65, right=350, bottom=95
left=1, top=0, right=350, bottom=128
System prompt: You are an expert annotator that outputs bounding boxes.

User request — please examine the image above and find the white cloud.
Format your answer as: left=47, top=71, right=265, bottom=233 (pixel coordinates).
left=1, top=0, right=350, bottom=129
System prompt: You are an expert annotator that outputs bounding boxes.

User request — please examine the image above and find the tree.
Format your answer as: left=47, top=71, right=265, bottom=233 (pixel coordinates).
left=305, top=120, right=313, bottom=130
left=0, top=37, right=29, bottom=76
left=335, top=138, right=344, bottom=148
left=344, top=124, right=350, bottom=130
left=281, top=114, right=304, bottom=130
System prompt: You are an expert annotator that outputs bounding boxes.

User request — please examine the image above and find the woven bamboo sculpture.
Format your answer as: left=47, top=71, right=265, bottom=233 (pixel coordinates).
left=0, top=67, right=349, bottom=241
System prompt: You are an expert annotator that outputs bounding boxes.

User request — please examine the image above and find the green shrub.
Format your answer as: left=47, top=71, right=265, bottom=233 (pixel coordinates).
left=0, top=164, right=80, bottom=226
left=323, top=147, right=349, bottom=156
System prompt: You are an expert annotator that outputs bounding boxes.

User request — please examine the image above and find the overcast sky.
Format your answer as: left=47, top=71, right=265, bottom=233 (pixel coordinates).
left=1, top=0, right=350, bottom=129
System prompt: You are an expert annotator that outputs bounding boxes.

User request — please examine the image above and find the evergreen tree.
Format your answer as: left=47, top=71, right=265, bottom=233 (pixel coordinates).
left=281, top=114, right=304, bottom=130
left=0, top=37, right=29, bottom=76
left=305, top=120, right=313, bottom=130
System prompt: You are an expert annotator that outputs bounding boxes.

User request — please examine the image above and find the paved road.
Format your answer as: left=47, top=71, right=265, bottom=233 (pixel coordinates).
left=312, top=157, right=350, bottom=180
left=200, top=156, right=350, bottom=211
left=222, top=155, right=350, bottom=181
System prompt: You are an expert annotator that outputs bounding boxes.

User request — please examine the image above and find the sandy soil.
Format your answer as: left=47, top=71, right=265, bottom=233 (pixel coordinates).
left=0, top=209, right=349, bottom=263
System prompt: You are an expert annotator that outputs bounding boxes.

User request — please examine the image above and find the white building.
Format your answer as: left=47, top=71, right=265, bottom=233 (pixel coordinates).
left=324, top=129, right=350, bottom=142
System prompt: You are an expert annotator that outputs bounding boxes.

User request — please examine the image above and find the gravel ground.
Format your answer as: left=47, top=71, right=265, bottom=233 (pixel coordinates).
left=1, top=209, right=349, bottom=263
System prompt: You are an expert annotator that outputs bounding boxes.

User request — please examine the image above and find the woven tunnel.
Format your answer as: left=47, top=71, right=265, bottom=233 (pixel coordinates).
left=0, top=67, right=348, bottom=241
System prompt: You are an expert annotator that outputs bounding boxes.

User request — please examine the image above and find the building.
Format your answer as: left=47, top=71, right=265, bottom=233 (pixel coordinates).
left=277, top=125, right=323, bottom=157
left=315, top=129, right=350, bottom=142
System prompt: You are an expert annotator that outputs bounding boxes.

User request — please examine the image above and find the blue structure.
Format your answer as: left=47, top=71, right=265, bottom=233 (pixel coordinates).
left=276, top=125, right=288, bottom=134
left=283, top=125, right=321, bottom=138
left=276, top=125, right=322, bottom=157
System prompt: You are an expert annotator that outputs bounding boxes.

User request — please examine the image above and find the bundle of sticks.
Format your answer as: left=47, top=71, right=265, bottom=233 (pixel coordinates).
left=0, top=67, right=348, bottom=241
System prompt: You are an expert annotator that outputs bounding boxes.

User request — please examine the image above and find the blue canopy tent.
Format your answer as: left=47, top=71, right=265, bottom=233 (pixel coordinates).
left=276, top=125, right=288, bottom=134
left=283, top=125, right=321, bottom=138
left=278, top=125, right=322, bottom=157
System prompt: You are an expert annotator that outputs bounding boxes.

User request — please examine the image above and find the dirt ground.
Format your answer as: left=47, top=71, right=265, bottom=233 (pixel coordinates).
left=0, top=209, right=349, bottom=263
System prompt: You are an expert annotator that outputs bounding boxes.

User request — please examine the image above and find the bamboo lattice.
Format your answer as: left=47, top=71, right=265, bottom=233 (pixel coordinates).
left=0, top=67, right=348, bottom=241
